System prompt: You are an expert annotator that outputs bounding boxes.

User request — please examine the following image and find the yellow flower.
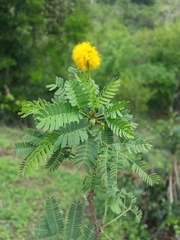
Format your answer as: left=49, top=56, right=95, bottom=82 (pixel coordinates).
left=72, top=42, right=101, bottom=71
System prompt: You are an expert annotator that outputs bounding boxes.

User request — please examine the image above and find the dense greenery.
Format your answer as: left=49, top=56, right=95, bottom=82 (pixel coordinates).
left=1, top=119, right=179, bottom=239
left=89, top=1, right=180, bottom=114
left=1, top=0, right=180, bottom=123
left=16, top=58, right=159, bottom=239
left=0, top=0, right=90, bottom=123
left=0, top=127, right=84, bottom=240
left=1, top=0, right=180, bottom=239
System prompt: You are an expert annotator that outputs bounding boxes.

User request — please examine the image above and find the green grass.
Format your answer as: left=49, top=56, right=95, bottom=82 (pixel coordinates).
left=0, top=126, right=84, bottom=240
left=0, top=125, right=175, bottom=240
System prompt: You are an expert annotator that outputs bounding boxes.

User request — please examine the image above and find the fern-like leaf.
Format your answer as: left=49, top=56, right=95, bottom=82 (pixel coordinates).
left=98, top=147, right=110, bottom=186
left=97, top=78, right=121, bottom=106
left=47, top=76, right=64, bottom=92
left=100, top=126, right=114, bottom=145
left=46, top=196, right=64, bottom=235
left=16, top=142, right=36, bottom=157
left=65, top=201, right=82, bottom=240
left=54, top=119, right=89, bottom=148
left=106, top=118, right=134, bottom=138
left=34, top=224, right=50, bottom=235
left=107, top=188, right=127, bottom=215
left=65, top=80, right=90, bottom=108
left=68, top=66, right=79, bottom=80
left=23, top=128, right=45, bottom=146
left=82, top=222, right=95, bottom=240
left=108, top=151, right=119, bottom=184
left=20, top=133, right=58, bottom=176
left=131, top=205, right=142, bottom=223
left=83, top=172, right=102, bottom=192
left=109, top=195, right=127, bottom=215
left=105, top=101, right=129, bottom=119
left=87, top=78, right=99, bottom=107
left=48, top=77, right=66, bottom=102
left=123, top=135, right=152, bottom=154
left=35, top=102, right=83, bottom=132
left=45, top=148, right=65, bottom=172
left=131, top=160, right=159, bottom=186
left=45, top=147, right=72, bottom=172
left=73, top=138, right=98, bottom=171
left=19, top=98, right=49, bottom=118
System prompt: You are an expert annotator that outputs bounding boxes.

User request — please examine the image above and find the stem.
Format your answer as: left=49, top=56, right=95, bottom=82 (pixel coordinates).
left=102, top=203, right=108, bottom=226
left=87, top=61, right=90, bottom=80
left=102, top=207, right=130, bottom=229
left=101, top=229, right=112, bottom=240
left=87, top=190, right=101, bottom=240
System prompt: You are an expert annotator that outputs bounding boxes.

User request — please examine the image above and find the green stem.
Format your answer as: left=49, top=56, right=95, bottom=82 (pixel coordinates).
left=87, top=61, right=90, bottom=80
left=101, top=229, right=112, bottom=240
left=102, top=204, right=108, bottom=226
left=102, top=207, right=131, bottom=229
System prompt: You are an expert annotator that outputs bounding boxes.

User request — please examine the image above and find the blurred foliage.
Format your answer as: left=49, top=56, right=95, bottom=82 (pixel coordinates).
left=1, top=0, right=180, bottom=120
left=0, top=0, right=90, bottom=124
left=138, top=108, right=180, bottom=239
left=89, top=1, right=180, bottom=114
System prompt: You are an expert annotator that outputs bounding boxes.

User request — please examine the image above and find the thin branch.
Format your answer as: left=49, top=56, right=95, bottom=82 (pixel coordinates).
left=101, top=229, right=112, bottom=240
left=87, top=190, right=101, bottom=240
left=103, top=207, right=130, bottom=228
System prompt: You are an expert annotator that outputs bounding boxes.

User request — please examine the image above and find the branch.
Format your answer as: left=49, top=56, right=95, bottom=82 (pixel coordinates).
left=87, top=190, right=101, bottom=240
left=102, top=207, right=131, bottom=229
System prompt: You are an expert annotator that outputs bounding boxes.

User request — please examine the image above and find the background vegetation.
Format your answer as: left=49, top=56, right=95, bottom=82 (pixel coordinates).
left=0, top=0, right=180, bottom=239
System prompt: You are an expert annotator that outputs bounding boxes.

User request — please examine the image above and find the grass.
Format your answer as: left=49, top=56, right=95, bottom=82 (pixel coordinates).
left=1, top=125, right=177, bottom=240
left=0, top=126, right=85, bottom=240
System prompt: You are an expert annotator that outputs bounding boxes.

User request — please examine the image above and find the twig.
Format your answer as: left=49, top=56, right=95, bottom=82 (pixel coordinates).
left=101, top=229, right=112, bottom=240
left=103, top=208, right=130, bottom=228
left=87, top=190, right=101, bottom=240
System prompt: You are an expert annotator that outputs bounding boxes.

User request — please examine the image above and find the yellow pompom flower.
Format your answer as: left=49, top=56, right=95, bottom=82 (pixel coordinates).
left=72, top=42, right=101, bottom=71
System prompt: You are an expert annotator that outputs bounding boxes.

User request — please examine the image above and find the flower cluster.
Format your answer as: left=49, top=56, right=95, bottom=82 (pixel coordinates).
left=72, top=42, right=101, bottom=71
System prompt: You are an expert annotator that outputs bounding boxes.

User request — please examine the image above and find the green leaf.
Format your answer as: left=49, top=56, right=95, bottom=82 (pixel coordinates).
left=108, top=188, right=127, bottom=215
left=106, top=118, right=134, bottom=138
left=16, top=142, right=36, bottom=157
left=132, top=160, right=159, bottom=186
left=65, top=80, right=90, bottom=108
left=100, top=126, right=114, bottom=145
left=65, top=201, right=82, bottom=240
left=35, top=102, right=83, bottom=132
left=46, top=196, right=64, bottom=234
left=82, top=222, right=95, bottom=240
left=45, top=147, right=70, bottom=172
left=20, top=133, right=58, bottom=177
left=131, top=206, right=142, bottom=223
left=83, top=172, right=102, bottom=192
left=105, top=101, right=129, bottom=119
left=74, top=138, right=98, bottom=171
left=19, top=99, right=49, bottom=118
left=34, top=224, right=51, bottom=235
left=23, top=128, right=45, bottom=146
left=68, top=67, right=79, bottom=80
left=46, top=77, right=65, bottom=94
left=98, top=147, right=110, bottom=186
left=108, top=151, right=120, bottom=184
left=55, top=119, right=89, bottom=148
left=123, top=135, right=152, bottom=154
left=86, top=78, right=99, bottom=107
left=97, top=78, right=121, bottom=106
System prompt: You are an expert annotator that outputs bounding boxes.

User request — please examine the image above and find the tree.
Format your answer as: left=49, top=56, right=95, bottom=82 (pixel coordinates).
left=16, top=42, right=159, bottom=239
left=0, top=0, right=91, bottom=124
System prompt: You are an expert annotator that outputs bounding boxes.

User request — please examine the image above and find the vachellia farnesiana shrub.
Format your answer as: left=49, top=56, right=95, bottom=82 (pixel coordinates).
left=16, top=42, right=159, bottom=240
